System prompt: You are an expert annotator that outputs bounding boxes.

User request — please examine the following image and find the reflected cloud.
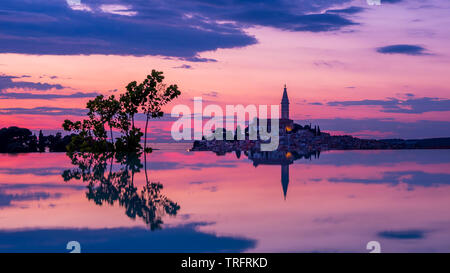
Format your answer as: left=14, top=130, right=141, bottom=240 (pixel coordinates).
left=1, top=148, right=450, bottom=252
left=0, top=181, right=81, bottom=209
left=0, top=191, right=62, bottom=208
left=0, top=167, right=68, bottom=176
left=305, top=150, right=450, bottom=166
left=0, top=222, right=255, bottom=253
left=202, top=186, right=218, bottom=193
left=378, top=229, right=427, bottom=240
left=313, top=216, right=344, bottom=224
left=146, top=161, right=238, bottom=171
left=328, top=171, right=450, bottom=188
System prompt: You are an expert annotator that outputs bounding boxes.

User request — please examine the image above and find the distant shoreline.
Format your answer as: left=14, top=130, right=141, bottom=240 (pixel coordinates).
left=2, top=126, right=450, bottom=154
left=1, top=147, right=449, bottom=155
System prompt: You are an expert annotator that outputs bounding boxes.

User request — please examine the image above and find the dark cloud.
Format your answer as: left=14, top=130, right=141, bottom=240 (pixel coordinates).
left=0, top=91, right=99, bottom=100
left=327, top=96, right=450, bottom=114
left=173, top=64, right=192, bottom=69
left=378, top=229, right=426, bottom=240
left=40, top=75, right=66, bottom=80
left=382, top=0, right=403, bottom=3
left=224, top=10, right=358, bottom=32
left=0, top=222, right=255, bottom=252
left=0, top=183, right=85, bottom=190
left=0, top=0, right=255, bottom=58
left=376, top=44, right=430, bottom=55
left=188, top=97, right=217, bottom=104
left=313, top=60, right=346, bottom=68
left=145, top=161, right=238, bottom=171
left=0, top=191, right=62, bottom=208
left=326, top=6, right=365, bottom=14
left=0, top=167, right=68, bottom=176
left=181, top=57, right=218, bottom=63
left=0, top=107, right=87, bottom=116
left=0, top=0, right=362, bottom=58
left=299, top=149, right=450, bottom=167
left=309, top=178, right=323, bottom=182
left=0, top=75, right=63, bottom=91
left=202, top=91, right=219, bottom=97
left=203, top=185, right=218, bottom=192
left=297, top=118, right=450, bottom=139
left=189, top=180, right=216, bottom=185
left=0, top=74, right=94, bottom=100
left=313, top=216, right=343, bottom=224
left=0, top=106, right=180, bottom=123
left=328, top=171, right=450, bottom=188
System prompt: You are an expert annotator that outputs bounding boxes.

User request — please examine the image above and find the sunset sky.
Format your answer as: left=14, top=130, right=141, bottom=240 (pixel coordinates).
left=0, top=0, right=449, bottom=139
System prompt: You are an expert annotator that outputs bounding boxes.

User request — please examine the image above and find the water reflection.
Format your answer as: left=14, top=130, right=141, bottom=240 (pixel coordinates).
left=1, top=147, right=450, bottom=252
left=62, top=152, right=180, bottom=230
left=246, top=150, right=320, bottom=199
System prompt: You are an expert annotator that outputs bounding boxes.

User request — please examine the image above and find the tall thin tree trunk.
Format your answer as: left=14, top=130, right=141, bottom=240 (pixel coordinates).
left=144, top=115, right=149, bottom=151
left=109, top=155, right=113, bottom=176
left=110, top=125, right=114, bottom=144
left=144, top=146, right=148, bottom=184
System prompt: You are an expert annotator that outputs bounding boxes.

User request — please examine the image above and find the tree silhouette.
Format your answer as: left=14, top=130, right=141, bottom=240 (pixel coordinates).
left=38, top=130, right=45, bottom=152
left=140, top=70, right=181, bottom=152
left=62, top=69, right=181, bottom=153
left=86, top=95, right=120, bottom=145
left=0, top=127, right=38, bottom=153
left=62, top=152, right=180, bottom=230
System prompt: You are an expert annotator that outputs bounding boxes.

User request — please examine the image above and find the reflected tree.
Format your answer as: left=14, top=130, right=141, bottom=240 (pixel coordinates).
left=62, top=152, right=180, bottom=230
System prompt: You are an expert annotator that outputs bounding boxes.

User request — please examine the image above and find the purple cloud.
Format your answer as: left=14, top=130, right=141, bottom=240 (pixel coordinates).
left=376, top=44, right=430, bottom=56
left=0, top=74, right=64, bottom=91
left=173, top=64, right=193, bottom=69
left=327, top=96, right=450, bottom=114
left=0, top=91, right=99, bottom=100
left=298, top=118, right=450, bottom=139
left=0, top=107, right=87, bottom=116
left=0, top=0, right=364, bottom=58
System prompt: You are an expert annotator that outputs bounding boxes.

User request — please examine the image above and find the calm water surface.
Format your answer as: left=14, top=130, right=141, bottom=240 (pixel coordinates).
left=0, top=144, right=449, bottom=252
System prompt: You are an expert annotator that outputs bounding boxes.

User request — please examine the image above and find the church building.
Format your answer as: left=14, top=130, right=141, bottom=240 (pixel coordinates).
left=280, top=85, right=294, bottom=133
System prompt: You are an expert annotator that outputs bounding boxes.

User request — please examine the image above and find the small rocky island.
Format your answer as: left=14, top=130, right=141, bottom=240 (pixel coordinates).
left=191, top=123, right=450, bottom=155
left=191, top=86, right=450, bottom=156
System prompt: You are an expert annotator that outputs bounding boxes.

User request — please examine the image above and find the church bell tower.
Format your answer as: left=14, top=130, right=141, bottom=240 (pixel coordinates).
left=281, top=84, right=289, bottom=120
